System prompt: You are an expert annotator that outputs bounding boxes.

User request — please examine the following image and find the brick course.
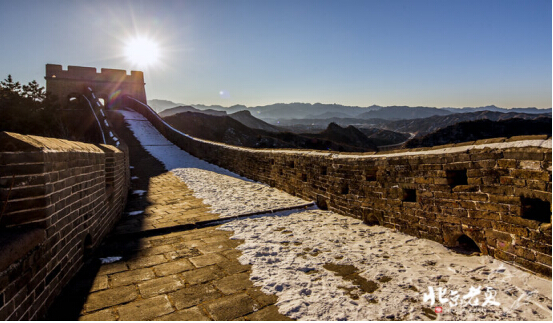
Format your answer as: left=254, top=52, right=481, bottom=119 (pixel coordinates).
left=0, top=131, right=129, bottom=320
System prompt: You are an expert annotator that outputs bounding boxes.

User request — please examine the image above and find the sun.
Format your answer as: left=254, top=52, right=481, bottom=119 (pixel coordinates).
left=124, top=36, right=160, bottom=68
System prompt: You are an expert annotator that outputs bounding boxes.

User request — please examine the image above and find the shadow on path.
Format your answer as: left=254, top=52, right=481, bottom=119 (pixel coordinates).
left=44, top=110, right=168, bottom=320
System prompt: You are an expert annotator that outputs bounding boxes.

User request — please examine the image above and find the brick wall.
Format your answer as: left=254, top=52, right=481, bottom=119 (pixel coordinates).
left=0, top=132, right=129, bottom=320
left=126, top=97, right=552, bottom=277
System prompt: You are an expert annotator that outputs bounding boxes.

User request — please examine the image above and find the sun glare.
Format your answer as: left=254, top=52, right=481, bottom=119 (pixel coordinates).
left=124, top=36, right=160, bottom=68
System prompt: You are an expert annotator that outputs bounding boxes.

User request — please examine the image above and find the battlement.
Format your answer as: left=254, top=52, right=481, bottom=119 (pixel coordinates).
left=45, top=64, right=144, bottom=83
left=45, top=64, right=147, bottom=105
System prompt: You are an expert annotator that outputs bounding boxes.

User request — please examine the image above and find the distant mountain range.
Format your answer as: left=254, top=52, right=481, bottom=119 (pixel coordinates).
left=151, top=100, right=551, bottom=152
left=149, top=99, right=550, bottom=121
left=150, top=99, right=551, bottom=151
left=377, top=110, right=551, bottom=136
left=405, top=117, right=552, bottom=148
left=163, top=112, right=380, bottom=152
left=159, top=105, right=282, bottom=132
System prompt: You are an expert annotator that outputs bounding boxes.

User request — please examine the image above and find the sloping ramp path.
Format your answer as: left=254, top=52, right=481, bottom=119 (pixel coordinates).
left=119, top=109, right=312, bottom=220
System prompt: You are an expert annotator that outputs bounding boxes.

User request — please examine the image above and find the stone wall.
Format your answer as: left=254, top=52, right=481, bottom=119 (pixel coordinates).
left=126, top=97, right=552, bottom=277
left=0, top=132, right=129, bottom=320
left=45, top=64, right=147, bottom=106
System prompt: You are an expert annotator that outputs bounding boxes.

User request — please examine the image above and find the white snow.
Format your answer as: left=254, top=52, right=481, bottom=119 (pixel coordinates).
left=219, top=210, right=552, bottom=321
left=99, top=256, right=122, bottom=264
left=132, top=190, right=146, bottom=196
left=131, top=176, right=139, bottom=180
left=103, top=119, right=109, bottom=127
left=118, top=109, right=308, bottom=218
left=127, top=210, right=144, bottom=216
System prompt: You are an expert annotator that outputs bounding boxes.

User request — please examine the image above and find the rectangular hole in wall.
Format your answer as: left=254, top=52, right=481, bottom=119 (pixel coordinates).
left=279, top=169, right=283, bottom=176
left=269, top=159, right=275, bottom=165
left=302, top=174, right=307, bottom=182
left=289, top=161, right=295, bottom=168
left=45, top=264, right=61, bottom=285
left=446, top=169, right=468, bottom=187
left=521, top=197, right=551, bottom=223
left=341, top=185, right=349, bottom=195
left=321, top=166, right=328, bottom=176
left=402, top=189, right=417, bottom=203
left=366, top=169, right=377, bottom=181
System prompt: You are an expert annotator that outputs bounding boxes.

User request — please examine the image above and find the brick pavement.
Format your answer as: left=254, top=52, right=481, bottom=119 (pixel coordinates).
left=76, top=222, right=290, bottom=321
left=112, top=172, right=219, bottom=235
left=45, top=115, right=293, bottom=321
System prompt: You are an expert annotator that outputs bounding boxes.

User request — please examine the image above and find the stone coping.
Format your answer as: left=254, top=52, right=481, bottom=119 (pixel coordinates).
left=0, top=132, right=105, bottom=153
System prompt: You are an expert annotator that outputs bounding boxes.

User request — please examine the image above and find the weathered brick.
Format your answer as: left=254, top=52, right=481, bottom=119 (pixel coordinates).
left=154, top=307, right=210, bottom=321
left=83, top=285, right=137, bottom=312
left=110, top=268, right=155, bottom=287
left=169, top=283, right=220, bottom=310
left=203, top=293, right=257, bottom=321
left=117, top=295, right=174, bottom=321
left=138, top=275, right=184, bottom=298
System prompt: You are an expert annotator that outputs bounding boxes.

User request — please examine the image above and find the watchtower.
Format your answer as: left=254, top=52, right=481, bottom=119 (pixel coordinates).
left=44, top=64, right=147, bottom=107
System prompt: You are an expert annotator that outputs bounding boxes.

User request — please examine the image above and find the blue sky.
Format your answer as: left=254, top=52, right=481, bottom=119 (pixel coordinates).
left=0, top=0, right=550, bottom=108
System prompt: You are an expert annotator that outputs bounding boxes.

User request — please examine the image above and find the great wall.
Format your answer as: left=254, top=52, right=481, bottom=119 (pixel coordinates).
left=0, top=65, right=551, bottom=320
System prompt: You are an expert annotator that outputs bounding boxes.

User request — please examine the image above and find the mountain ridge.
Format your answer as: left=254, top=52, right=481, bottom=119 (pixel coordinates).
left=151, top=99, right=550, bottom=122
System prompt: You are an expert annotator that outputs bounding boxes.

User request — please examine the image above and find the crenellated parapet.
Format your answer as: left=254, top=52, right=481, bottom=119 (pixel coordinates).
left=45, top=64, right=147, bottom=106
left=45, top=64, right=144, bottom=83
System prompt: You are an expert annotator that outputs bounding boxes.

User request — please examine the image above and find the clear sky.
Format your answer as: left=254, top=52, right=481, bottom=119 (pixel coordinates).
left=0, top=0, right=551, bottom=108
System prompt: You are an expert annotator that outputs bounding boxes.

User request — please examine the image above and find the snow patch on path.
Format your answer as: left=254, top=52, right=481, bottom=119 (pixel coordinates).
left=118, top=109, right=308, bottom=217
left=220, top=210, right=552, bottom=321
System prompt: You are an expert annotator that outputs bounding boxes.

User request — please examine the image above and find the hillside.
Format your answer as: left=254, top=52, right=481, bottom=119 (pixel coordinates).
left=305, top=123, right=378, bottom=151
left=163, top=112, right=378, bottom=152
left=147, top=99, right=184, bottom=112
left=356, top=106, right=452, bottom=120
left=405, top=117, right=552, bottom=148
left=358, top=128, right=411, bottom=146
left=382, top=111, right=551, bottom=136
left=159, top=105, right=226, bottom=117
left=161, top=106, right=283, bottom=132
left=228, top=110, right=282, bottom=132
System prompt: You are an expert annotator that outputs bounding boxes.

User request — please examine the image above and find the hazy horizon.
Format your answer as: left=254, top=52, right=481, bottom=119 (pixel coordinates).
left=1, top=0, right=551, bottom=109
left=149, top=98, right=551, bottom=110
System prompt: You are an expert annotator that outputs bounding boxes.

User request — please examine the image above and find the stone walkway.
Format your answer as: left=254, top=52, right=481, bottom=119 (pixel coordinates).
left=112, top=172, right=219, bottom=236
left=79, top=220, right=288, bottom=321
left=45, top=115, right=292, bottom=321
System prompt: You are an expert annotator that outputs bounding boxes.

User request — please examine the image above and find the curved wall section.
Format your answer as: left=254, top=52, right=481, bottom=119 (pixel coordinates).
left=125, top=97, right=552, bottom=277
